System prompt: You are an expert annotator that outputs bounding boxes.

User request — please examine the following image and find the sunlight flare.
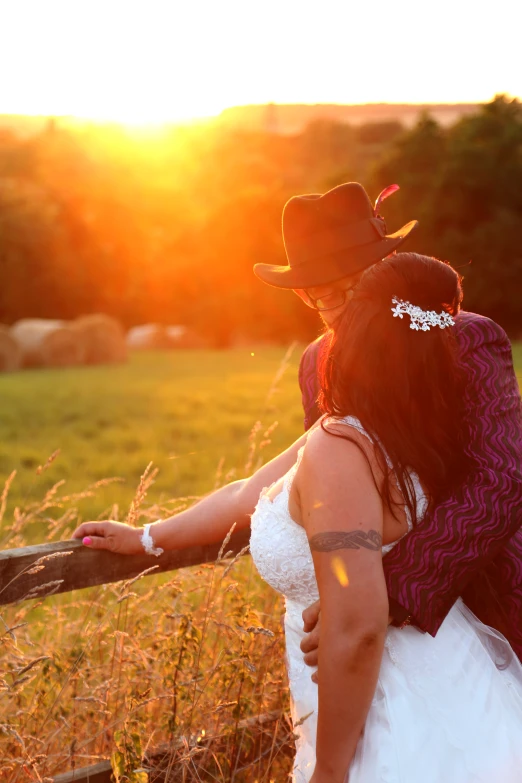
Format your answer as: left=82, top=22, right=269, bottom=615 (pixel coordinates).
left=331, top=556, right=349, bottom=587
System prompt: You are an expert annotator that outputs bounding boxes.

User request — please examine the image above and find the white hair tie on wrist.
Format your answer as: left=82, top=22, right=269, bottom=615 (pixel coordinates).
left=140, top=522, right=164, bottom=556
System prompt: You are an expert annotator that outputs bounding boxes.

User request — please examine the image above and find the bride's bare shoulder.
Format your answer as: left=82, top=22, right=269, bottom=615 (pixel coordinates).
left=299, top=420, right=375, bottom=480
left=295, top=421, right=383, bottom=525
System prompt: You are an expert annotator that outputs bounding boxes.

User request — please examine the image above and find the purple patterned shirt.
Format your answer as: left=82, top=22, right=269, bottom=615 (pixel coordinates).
left=298, top=311, right=522, bottom=660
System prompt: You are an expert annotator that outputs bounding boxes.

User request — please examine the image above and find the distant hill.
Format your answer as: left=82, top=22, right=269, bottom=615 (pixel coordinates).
left=0, top=103, right=481, bottom=140
left=0, top=115, right=88, bottom=138
left=0, top=114, right=54, bottom=138
left=217, top=103, right=481, bottom=134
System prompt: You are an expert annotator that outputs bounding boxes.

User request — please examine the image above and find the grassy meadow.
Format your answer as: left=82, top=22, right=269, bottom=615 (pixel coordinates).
left=513, top=341, right=522, bottom=389
left=0, top=345, right=305, bottom=544
left=3, top=340, right=520, bottom=532
left=1, top=342, right=521, bottom=782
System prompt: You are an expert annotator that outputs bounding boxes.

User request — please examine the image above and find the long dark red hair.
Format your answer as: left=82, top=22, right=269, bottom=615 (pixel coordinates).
left=319, top=252, right=474, bottom=524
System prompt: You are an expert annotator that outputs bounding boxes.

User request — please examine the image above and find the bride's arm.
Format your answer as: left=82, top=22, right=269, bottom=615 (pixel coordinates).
left=71, top=429, right=311, bottom=554
left=296, top=427, right=388, bottom=783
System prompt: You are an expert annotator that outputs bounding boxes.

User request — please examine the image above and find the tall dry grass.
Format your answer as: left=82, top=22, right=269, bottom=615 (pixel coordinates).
left=1, top=346, right=301, bottom=783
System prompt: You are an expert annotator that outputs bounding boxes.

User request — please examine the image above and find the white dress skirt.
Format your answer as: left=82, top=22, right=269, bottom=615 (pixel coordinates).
left=249, top=417, right=522, bottom=782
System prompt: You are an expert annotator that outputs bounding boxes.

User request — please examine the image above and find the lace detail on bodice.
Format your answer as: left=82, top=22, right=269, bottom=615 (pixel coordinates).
left=251, top=446, right=318, bottom=606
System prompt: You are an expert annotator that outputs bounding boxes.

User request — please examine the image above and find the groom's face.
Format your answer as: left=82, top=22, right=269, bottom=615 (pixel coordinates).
left=293, top=272, right=362, bottom=328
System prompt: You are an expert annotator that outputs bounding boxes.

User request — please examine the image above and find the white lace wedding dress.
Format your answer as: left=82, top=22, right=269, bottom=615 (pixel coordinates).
left=250, top=416, right=522, bottom=783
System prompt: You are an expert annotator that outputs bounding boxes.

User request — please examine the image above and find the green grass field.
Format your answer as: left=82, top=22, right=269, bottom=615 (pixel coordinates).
left=513, top=341, right=522, bottom=388
left=0, top=346, right=306, bottom=535
left=2, top=340, right=521, bottom=537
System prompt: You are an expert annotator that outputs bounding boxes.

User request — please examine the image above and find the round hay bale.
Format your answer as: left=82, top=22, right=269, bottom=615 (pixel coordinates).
left=126, top=324, right=171, bottom=350
left=71, top=314, right=127, bottom=364
left=10, top=319, right=83, bottom=368
left=165, top=325, right=208, bottom=349
left=0, top=326, right=22, bottom=371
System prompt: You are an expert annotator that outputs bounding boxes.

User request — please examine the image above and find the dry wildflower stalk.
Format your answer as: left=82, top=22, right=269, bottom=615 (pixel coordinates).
left=293, top=710, right=314, bottom=729
left=244, top=420, right=262, bottom=475
left=244, top=627, right=275, bottom=638
left=36, top=450, right=60, bottom=476
left=109, top=503, right=120, bottom=521
left=37, top=551, right=73, bottom=564
left=14, top=657, right=50, bottom=676
left=265, top=341, right=297, bottom=407
left=244, top=370, right=288, bottom=477
left=117, top=592, right=139, bottom=604
left=0, top=552, right=72, bottom=606
left=258, top=421, right=280, bottom=453
left=126, top=463, right=159, bottom=528
left=213, top=456, right=225, bottom=490
left=0, top=471, right=16, bottom=528
left=10, top=674, right=33, bottom=688
left=24, top=565, right=45, bottom=576
left=39, top=480, right=66, bottom=510
left=1, top=621, right=28, bottom=641
left=217, top=523, right=236, bottom=562
left=222, top=545, right=250, bottom=577
left=1, top=725, right=26, bottom=750
left=59, top=477, right=124, bottom=504
left=121, top=566, right=160, bottom=592
left=44, top=509, right=78, bottom=540
left=24, top=551, right=72, bottom=577
left=16, top=579, right=64, bottom=604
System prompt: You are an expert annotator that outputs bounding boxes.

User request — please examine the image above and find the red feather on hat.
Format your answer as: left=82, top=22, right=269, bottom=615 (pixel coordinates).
left=374, top=184, right=400, bottom=215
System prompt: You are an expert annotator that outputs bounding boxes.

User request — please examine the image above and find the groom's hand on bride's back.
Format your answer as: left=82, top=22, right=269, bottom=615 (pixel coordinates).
left=301, top=600, right=321, bottom=682
left=71, top=521, right=143, bottom=555
left=301, top=599, right=395, bottom=682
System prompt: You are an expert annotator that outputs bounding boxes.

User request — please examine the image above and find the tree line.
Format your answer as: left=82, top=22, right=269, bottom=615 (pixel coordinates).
left=0, top=95, right=520, bottom=346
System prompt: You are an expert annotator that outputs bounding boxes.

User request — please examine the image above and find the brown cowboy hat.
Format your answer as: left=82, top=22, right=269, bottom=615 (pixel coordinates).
left=254, top=182, right=418, bottom=289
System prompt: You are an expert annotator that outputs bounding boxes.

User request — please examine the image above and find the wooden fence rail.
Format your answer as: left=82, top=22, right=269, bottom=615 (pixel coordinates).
left=0, top=529, right=251, bottom=606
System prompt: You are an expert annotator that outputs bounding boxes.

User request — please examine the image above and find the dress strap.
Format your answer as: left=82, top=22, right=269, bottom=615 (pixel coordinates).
left=331, top=414, right=374, bottom=443
left=283, top=445, right=306, bottom=493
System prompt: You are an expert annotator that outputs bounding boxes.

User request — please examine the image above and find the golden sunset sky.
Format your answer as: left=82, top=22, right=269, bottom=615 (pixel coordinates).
left=2, top=0, right=520, bottom=124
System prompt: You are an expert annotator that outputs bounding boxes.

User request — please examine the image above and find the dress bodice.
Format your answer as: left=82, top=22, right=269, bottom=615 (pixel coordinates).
left=250, top=445, right=318, bottom=606
left=250, top=415, right=427, bottom=609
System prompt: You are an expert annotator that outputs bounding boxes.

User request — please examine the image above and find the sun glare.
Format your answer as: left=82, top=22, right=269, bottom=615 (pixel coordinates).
left=62, top=100, right=221, bottom=129
left=1, top=0, right=520, bottom=125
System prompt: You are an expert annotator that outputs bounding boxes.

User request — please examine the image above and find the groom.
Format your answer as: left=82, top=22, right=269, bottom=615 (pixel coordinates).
left=254, top=182, right=522, bottom=662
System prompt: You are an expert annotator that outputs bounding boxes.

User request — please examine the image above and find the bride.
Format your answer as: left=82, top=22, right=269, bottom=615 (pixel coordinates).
left=73, top=253, right=522, bottom=782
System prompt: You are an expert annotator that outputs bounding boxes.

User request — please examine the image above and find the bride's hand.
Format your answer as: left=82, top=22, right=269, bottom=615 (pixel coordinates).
left=71, top=520, right=144, bottom=555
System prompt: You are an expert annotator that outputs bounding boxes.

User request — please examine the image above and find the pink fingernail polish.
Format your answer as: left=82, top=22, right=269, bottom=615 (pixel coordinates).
left=83, top=536, right=92, bottom=546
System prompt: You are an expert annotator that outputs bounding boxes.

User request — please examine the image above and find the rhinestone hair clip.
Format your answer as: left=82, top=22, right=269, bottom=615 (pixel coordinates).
left=391, top=297, right=455, bottom=331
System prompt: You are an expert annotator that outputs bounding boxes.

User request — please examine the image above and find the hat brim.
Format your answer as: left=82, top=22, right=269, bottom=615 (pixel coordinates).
left=254, top=220, right=419, bottom=289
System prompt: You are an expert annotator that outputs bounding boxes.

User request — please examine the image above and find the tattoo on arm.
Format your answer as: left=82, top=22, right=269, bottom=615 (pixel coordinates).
left=309, top=530, right=382, bottom=552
